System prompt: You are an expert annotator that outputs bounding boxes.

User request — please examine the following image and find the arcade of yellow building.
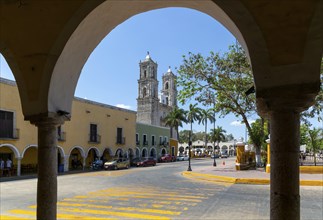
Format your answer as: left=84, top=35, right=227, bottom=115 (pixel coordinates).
left=0, top=77, right=137, bottom=176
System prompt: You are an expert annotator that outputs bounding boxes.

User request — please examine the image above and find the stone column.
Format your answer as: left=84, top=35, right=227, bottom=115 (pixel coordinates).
left=270, top=110, right=300, bottom=220
left=17, top=157, right=22, bottom=176
left=256, top=83, right=319, bottom=220
left=64, top=155, right=70, bottom=172
left=30, top=114, right=66, bottom=220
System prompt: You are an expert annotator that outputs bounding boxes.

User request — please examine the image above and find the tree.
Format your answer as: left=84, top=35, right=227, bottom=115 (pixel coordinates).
left=179, top=130, right=192, bottom=143
left=224, top=133, right=234, bottom=142
left=210, top=126, right=226, bottom=147
left=248, top=118, right=269, bottom=162
left=164, top=107, right=187, bottom=140
left=177, top=44, right=262, bottom=162
left=200, top=108, right=215, bottom=151
left=185, top=103, right=202, bottom=142
left=306, top=128, right=323, bottom=166
left=185, top=103, right=202, bottom=171
left=194, top=131, right=205, bottom=142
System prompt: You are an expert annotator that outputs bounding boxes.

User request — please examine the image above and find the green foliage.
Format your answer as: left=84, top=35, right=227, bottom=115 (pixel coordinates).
left=179, top=130, right=193, bottom=143
left=177, top=43, right=258, bottom=149
left=210, top=126, right=226, bottom=144
left=248, top=118, right=269, bottom=152
left=164, top=106, right=187, bottom=139
left=185, top=103, right=202, bottom=142
left=224, top=133, right=234, bottom=141
left=301, top=58, right=323, bottom=125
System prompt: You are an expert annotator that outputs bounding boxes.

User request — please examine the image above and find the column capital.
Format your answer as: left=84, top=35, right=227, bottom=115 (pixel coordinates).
left=26, top=112, right=70, bottom=127
left=256, top=82, right=319, bottom=117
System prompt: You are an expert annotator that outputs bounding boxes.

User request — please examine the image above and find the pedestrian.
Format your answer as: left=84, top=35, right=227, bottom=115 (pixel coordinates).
left=6, top=158, right=12, bottom=176
left=0, top=158, right=4, bottom=177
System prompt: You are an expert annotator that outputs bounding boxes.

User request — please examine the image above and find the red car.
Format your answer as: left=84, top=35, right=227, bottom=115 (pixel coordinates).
left=137, top=157, right=157, bottom=167
left=160, top=154, right=176, bottom=162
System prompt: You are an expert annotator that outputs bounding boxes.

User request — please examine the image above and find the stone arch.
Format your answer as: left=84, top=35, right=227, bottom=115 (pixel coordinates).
left=115, top=148, right=123, bottom=158
left=149, top=147, right=157, bottom=158
left=179, top=146, right=184, bottom=154
left=86, top=146, right=101, bottom=158
left=102, top=147, right=113, bottom=161
left=21, top=144, right=37, bottom=158
left=0, top=143, right=20, bottom=158
left=135, top=147, right=140, bottom=158
left=47, top=2, right=256, bottom=118
left=161, top=148, right=167, bottom=156
left=141, top=148, right=148, bottom=158
left=56, top=145, right=65, bottom=158
left=69, top=146, right=85, bottom=158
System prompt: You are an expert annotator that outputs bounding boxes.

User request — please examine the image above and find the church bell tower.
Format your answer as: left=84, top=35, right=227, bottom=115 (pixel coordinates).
left=136, top=52, right=159, bottom=125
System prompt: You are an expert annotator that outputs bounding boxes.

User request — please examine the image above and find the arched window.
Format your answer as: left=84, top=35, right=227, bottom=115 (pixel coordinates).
left=143, top=87, right=147, bottom=97
left=165, top=82, right=169, bottom=90
left=144, top=70, right=147, bottom=78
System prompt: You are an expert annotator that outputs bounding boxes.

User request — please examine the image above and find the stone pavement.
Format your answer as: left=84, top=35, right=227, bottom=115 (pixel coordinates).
left=182, top=157, right=323, bottom=186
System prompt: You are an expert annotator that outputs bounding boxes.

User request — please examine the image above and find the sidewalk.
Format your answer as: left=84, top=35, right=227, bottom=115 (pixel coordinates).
left=182, top=158, right=323, bottom=186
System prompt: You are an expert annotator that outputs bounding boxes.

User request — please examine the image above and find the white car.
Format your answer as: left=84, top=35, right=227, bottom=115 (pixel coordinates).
left=177, top=155, right=189, bottom=161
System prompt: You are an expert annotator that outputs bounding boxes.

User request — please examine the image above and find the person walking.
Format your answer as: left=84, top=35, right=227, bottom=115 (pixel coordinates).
left=6, top=158, right=12, bottom=176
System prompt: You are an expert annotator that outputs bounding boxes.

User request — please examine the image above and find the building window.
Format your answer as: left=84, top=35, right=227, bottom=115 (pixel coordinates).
left=144, top=70, right=147, bottom=78
left=57, top=126, right=66, bottom=141
left=143, top=134, right=148, bottom=145
left=116, top=127, right=125, bottom=144
left=89, top=124, right=100, bottom=143
left=166, top=97, right=169, bottom=105
left=0, top=110, right=18, bottom=139
left=151, top=135, right=155, bottom=146
left=136, top=133, right=139, bottom=145
left=159, top=136, right=163, bottom=145
left=143, top=87, right=147, bottom=97
left=165, top=82, right=169, bottom=90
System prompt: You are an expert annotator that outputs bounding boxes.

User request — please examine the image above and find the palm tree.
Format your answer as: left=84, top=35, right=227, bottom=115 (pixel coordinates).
left=164, top=107, right=187, bottom=140
left=210, top=126, right=226, bottom=153
left=200, top=108, right=216, bottom=154
left=185, top=103, right=202, bottom=171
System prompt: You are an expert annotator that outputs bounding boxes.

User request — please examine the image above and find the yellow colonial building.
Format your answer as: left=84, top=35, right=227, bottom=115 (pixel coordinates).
left=0, top=77, right=136, bottom=176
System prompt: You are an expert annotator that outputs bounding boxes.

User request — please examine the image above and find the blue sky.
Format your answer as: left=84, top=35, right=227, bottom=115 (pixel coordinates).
left=0, top=7, right=320, bottom=140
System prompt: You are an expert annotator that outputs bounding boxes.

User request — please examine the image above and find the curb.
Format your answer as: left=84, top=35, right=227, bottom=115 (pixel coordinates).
left=182, top=171, right=323, bottom=186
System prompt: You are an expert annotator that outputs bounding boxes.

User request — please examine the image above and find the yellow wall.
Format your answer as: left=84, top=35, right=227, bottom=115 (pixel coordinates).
left=0, top=78, right=136, bottom=166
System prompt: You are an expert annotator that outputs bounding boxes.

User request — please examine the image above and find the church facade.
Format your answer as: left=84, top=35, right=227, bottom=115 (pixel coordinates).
left=135, top=53, right=178, bottom=159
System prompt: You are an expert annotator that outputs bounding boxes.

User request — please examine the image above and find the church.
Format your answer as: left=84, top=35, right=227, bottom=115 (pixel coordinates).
left=135, top=52, right=179, bottom=159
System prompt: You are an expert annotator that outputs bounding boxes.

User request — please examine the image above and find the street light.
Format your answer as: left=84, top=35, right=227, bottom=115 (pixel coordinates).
left=212, top=102, right=217, bottom=167
left=187, top=138, right=192, bottom=171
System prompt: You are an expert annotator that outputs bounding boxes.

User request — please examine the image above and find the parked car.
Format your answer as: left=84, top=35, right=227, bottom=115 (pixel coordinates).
left=90, top=159, right=104, bottom=170
left=177, top=155, right=189, bottom=161
left=160, top=154, right=176, bottom=162
left=220, top=152, right=229, bottom=158
left=104, top=158, right=130, bottom=170
left=130, top=157, right=141, bottom=167
left=211, top=154, right=220, bottom=159
left=137, top=157, right=157, bottom=167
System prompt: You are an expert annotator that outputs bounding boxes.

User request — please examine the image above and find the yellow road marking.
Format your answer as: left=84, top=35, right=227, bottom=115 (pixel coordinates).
left=0, top=215, right=31, bottom=220
left=9, top=209, right=115, bottom=220
left=57, top=202, right=181, bottom=215
left=59, top=207, right=171, bottom=220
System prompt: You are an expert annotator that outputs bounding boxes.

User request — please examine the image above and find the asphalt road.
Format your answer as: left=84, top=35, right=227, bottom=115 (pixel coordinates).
left=0, top=158, right=322, bottom=220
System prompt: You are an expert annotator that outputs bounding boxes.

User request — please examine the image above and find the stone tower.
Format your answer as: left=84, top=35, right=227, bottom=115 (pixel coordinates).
left=136, top=52, right=159, bottom=125
left=161, top=66, right=177, bottom=108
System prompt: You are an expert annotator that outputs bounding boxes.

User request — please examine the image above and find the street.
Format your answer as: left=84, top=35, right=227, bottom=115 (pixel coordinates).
left=1, top=158, right=322, bottom=220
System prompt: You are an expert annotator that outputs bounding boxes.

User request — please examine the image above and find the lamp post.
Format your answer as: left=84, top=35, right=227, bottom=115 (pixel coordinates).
left=212, top=102, right=217, bottom=167
left=187, top=129, right=192, bottom=171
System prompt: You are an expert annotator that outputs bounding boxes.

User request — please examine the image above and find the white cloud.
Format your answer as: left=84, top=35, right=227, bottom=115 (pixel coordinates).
left=116, top=104, right=131, bottom=110
left=230, top=120, right=256, bottom=126
left=230, top=120, right=243, bottom=126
